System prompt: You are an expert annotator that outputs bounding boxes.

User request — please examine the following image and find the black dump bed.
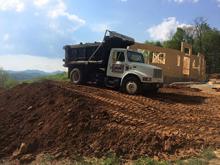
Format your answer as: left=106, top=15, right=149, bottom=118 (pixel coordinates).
left=63, top=30, right=135, bottom=67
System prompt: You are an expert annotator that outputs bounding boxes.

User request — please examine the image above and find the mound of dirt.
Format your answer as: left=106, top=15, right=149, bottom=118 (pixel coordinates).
left=0, top=81, right=219, bottom=161
left=0, top=87, right=4, bottom=93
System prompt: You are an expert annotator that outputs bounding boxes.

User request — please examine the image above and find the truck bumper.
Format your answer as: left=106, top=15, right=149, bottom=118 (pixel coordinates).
left=142, top=83, right=163, bottom=90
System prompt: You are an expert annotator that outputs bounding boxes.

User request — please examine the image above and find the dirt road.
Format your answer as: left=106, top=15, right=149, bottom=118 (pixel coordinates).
left=0, top=81, right=220, bottom=161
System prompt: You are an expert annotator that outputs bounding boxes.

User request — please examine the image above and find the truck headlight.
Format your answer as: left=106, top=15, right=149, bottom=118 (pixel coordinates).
left=143, top=77, right=152, bottom=81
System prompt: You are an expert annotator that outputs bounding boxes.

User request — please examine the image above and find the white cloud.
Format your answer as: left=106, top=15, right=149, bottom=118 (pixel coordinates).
left=217, top=0, right=220, bottom=7
left=3, top=33, right=10, bottom=42
left=48, top=1, right=85, bottom=25
left=34, top=0, right=50, bottom=7
left=0, top=0, right=85, bottom=32
left=120, top=0, right=128, bottom=2
left=0, top=54, right=65, bottom=72
left=0, top=0, right=85, bottom=34
left=2, top=33, right=14, bottom=49
left=0, top=0, right=25, bottom=12
left=147, top=17, right=192, bottom=41
left=91, top=23, right=110, bottom=33
left=168, top=0, right=199, bottom=3
left=47, top=0, right=65, bottom=18
left=47, top=0, right=85, bottom=31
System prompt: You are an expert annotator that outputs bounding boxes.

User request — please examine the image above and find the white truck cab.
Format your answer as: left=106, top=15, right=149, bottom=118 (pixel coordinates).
left=106, top=48, right=163, bottom=94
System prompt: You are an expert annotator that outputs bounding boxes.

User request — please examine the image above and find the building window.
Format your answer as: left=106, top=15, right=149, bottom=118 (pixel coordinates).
left=177, top=55, right=181, bottom=66
left=152, top=52, right=166, bottom=64
left=193, top=59, right=199, bottom=69
left=184, top=48, right=190, bottom=55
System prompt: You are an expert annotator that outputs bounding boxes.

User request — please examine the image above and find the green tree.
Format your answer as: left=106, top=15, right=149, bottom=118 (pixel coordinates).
left=192, top=17, right=220, bottom=73
left=163, top=28, right=188, bottom=50
left=197, top=28, right=220, bottom=73
left=144, top=40, right=163, bottom=47
left=193, top=17, right=211, bottom=54
left=0, top=68, right=18, bottom=88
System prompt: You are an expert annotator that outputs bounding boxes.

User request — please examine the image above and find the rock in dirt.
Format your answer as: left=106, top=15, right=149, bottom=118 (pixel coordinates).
left=27, top=106, right=33, bottom=111
left=12, top=143, right=28, bottom=158
left=19, top=154, right=35, bottom=164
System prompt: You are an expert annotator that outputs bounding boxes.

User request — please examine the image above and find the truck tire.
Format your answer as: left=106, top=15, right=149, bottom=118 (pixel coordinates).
left=149, top=87, right=159, bottom=93
left=122, top=76, right=140, bottom=95
left=70, top=68, right=84, bottom=84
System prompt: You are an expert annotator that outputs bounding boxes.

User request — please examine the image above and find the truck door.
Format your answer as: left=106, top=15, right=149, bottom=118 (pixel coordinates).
left=107, top=50, right=126, bottom=78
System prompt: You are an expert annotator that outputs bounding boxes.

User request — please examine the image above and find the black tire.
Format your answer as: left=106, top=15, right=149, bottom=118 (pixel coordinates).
left=70, top=68, right=84, bottom=84
left=150, top=87, right=159, bottom=93
left=122, top=76, right=140, bottom=95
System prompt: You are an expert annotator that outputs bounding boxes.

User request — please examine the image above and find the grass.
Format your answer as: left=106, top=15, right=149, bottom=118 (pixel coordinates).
left=134, top=157, right=170, bottom=165
left=20, top=148, right=215, bottom=165
left=0, top=148, right=217, bottom=165
left=1, top=70, right=69, bottom=89
left=32, top=153, right=121, bottom=165
left=3, top=78, right=18, bottom=88
left=24, top=72, right=69, bottom=83
left=38, top=72, right=69, bottom=81
left=174, top=148, right=216, bottom=165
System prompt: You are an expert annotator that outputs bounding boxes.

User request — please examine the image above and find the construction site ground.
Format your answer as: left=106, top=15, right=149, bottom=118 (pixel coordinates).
left=0, top=80, right=220, bottom=163
left=190, top=82, right=220, bottom=96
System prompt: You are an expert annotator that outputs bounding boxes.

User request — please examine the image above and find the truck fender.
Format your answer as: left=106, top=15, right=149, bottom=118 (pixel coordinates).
left=120, top=70, right=150, bottom=86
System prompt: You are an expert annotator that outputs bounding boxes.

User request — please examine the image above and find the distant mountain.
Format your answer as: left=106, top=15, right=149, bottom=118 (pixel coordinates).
left=6, top=70, right=64, bottom=81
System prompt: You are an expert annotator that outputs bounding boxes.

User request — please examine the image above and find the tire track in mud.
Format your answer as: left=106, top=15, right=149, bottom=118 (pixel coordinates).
left=50, top=81, right=220, bottom=145
left=52, top=82, right=185, bottom=134
left=51, top=82, right=197, bottom=136
left=52, top=82, right=148, bottom=125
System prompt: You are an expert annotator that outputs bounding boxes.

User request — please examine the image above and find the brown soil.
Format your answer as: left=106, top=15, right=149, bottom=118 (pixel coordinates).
left=0, top=87, right=4, bottom=93
left=0, top=80, right=220, bottom=161
left=167, top=85, right=202, bottom=92
left=209, top=73, right=220, bottom=79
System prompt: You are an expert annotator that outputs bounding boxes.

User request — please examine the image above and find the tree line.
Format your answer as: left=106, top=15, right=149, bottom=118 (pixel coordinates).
left=145, top=17, right=220, bottom=74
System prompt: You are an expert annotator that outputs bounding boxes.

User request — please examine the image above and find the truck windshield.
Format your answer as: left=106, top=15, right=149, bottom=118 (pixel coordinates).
left=127, top=51, right=145, bottom=63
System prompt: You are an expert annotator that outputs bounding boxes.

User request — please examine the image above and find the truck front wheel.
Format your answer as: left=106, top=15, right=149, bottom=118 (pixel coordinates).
left=122, top=76, right=140, bottom=95
left=70, top=68, right=84, bottom=84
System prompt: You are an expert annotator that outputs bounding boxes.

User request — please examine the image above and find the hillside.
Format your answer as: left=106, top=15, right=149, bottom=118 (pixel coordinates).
left=6, top=70, right=64, bottom=81
left=0, top=80, right=220, bottom=164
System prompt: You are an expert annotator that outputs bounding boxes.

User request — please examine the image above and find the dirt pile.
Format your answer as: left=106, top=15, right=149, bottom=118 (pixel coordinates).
left=0, top=87, right=4, bottom=93
left=0, top=81, right=220, bottom=161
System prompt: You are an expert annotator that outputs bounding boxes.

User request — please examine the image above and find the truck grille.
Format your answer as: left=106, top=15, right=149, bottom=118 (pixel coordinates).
left=153, top=69, right=162, bottom=78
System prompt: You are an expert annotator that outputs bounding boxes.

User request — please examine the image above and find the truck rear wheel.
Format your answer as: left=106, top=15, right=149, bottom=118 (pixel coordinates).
left=70, top=68, right=84, bottom=84
left=122, top=76, right=140, bottom=95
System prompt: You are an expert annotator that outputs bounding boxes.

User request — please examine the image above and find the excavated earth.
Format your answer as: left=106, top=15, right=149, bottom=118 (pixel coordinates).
left=0, top=87, right=4, bottom=94
left=0, top=80, right=220, bottom=161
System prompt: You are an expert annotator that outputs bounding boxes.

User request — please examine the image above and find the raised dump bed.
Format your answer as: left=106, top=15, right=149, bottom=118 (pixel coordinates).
left=63, top=30, right=135, bottom=68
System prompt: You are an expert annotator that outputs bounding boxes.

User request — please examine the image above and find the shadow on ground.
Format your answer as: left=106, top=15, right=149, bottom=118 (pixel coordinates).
left=143, top=91, right=207, bottom=105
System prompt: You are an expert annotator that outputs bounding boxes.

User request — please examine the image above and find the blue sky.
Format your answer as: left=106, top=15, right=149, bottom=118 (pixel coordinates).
left=0, top=0, right=220, bottom=71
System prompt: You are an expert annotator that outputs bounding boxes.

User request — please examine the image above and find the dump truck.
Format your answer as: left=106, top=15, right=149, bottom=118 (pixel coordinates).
left=63, top=30, right=163, bottom=95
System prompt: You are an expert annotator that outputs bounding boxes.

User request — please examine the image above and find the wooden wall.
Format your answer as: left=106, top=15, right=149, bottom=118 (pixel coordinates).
left=130, top=42, right=206, bottom=83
